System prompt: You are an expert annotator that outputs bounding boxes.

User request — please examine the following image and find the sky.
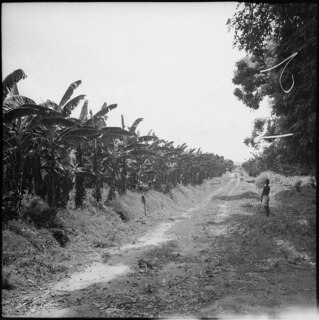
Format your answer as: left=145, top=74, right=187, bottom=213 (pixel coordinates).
left=2, top=2, right=272, bottom=163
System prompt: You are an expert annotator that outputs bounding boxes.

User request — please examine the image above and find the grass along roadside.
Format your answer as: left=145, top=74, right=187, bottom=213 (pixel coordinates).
left=218, top=178, right=316, bottom=273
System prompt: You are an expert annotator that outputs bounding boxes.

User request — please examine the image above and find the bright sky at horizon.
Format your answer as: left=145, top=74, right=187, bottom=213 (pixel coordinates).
left=2, top=2, right=272, bottom=163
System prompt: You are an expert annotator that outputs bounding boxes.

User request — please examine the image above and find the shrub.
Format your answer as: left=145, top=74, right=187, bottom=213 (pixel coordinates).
left=255, top=172, right=269, bottom=188
left=2, top=269, right=13, bottom=290
left=110, top=199, right=132, bottom=222
left=23, top=198, right=57, bottom=228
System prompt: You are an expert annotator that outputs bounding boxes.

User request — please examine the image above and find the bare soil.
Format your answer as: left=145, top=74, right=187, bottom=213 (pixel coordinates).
left=2, top=174, right=317, bottom=319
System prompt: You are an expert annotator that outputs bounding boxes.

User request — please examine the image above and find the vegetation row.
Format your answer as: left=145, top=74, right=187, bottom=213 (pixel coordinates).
left=2, top=69, right=234, bottom=222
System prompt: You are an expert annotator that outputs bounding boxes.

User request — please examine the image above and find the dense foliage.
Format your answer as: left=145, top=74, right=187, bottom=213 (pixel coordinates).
left=2, top=70, right=234, bottom=216
left=227, top=2, right=317, bottom=176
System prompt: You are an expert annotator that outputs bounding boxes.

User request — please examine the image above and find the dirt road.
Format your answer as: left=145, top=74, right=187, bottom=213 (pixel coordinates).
left=21, top=175, right=317, bottom=319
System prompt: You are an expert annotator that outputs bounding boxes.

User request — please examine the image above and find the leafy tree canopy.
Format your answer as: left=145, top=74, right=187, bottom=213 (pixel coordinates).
left=227, top=2, right=317, bottom=170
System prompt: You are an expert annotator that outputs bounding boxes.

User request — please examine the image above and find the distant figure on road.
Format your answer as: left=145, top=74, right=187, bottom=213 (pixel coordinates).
left=261, top=179, right=270, bottom=217
left=141, top=192, right=146, bottom=216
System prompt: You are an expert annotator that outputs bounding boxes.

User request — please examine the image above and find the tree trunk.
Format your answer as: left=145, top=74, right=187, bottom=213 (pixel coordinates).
left=75, top=144, right=85, bottom=207
left=106, top=178, right=115, bottom=203
left=92, top=139, right=102, bottom=202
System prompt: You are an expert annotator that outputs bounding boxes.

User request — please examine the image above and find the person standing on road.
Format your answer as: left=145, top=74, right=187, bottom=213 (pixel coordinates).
left=141, top=192, right=146, bottom=216
left=261, top=179, right=270, bottom=217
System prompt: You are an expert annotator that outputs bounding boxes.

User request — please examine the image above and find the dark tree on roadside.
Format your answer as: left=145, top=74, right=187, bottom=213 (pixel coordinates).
left=227, top=3, right=317, bottom=174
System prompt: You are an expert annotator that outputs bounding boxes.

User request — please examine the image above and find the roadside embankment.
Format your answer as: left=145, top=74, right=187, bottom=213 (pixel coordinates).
left=2, top=178, right=223, bottom=298
left=230, top=170, right=316, bottom=268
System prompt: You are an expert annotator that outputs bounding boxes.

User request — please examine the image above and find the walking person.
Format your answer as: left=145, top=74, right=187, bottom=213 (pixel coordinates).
left=261, top=179, right=270, bottom=217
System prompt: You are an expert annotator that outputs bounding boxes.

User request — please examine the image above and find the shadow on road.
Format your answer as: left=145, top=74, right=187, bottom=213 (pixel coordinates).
left=213, top=191, right=260, bottom=201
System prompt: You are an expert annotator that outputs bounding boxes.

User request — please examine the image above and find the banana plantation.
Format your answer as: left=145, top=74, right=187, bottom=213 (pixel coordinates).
left=2, top=69, right=233, bottom=217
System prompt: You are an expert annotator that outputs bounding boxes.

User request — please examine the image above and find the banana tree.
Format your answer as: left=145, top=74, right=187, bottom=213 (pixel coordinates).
left=2, top=70, right=44, bottom=205
left=73, top=101, right=119, bottom=203
left=3, top=73, right=88, bottom=208
left=98, top=117, right=157, bottom=202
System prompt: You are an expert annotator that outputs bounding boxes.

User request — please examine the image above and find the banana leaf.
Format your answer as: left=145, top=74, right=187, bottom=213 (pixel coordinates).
left=165, top=141, right=174, bottom=147
left=2, top=69, right=27, bottom=101
left=3, top=95, right=36, bottom=112
left=93, top=103, right=117, bottom=118
left=130, top=149, right=157, bottom=157
left=101, top=133, right=127, bottom=142
left=124, top=143, right=149, bottom=151
left=63, top=94, right=86, bottom=117
left=59, top=80, right=81, bottom=107
left=68, top=117, right=83, bottom=124
left=165, top=148, right=184, bottom=154
left=152, top=146, right=171, bottom=152
left=150, top=139, right=166, bottom=148
left=3, top=107, right=43, bottom=123
left=62, top=128, right=101, bottom=138
left=20, top=104, right=61, bottom=116
left=96, top=118, right=107, bottom=129
left=86, top=133, right=103, bottom=140
left=164, top=151, right=180, bottom=157
left=138, top=135, right=158, bottom=142
left=40, top=117, right=80, bottom=127
left=129, top=118, right=143, bottom=134
left=127, top=136, right=139, bottom=144
left=79, top=100, right=89, bottom=120
left=177, top=143, right=188, bottom=150
left=101, top=127, right=133, bottom=136
left=40, top=100, right=61, bottom=112
left=121, top=114, right=125, bottom=129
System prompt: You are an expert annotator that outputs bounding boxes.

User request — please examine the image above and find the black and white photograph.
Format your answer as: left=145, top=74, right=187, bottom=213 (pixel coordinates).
left=2, top=2, right=317, bottom=319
